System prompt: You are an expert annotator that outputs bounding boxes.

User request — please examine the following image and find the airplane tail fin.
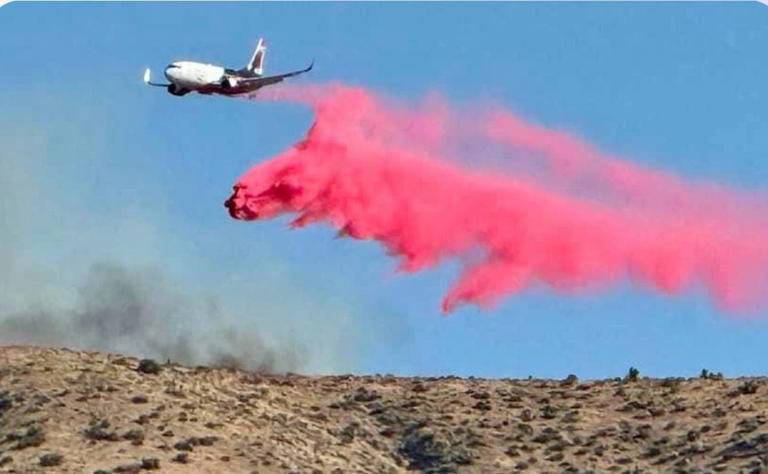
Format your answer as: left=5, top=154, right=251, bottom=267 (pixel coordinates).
left=246, top=38, right=267, bottom=76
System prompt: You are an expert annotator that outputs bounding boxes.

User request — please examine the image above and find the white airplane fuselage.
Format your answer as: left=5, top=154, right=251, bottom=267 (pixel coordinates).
left=165, top=61, right=225, bottom=87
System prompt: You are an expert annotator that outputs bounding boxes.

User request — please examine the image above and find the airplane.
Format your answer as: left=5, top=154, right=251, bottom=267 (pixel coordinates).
left=143, top=38, right=313, bottom=97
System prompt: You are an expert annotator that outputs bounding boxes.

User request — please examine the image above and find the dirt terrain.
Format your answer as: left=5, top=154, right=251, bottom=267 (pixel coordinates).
left=1, top=346, right=767, bottom=474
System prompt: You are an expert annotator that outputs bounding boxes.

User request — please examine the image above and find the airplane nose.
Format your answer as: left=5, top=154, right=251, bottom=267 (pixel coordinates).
left=164, top=66, right=177, bottom=82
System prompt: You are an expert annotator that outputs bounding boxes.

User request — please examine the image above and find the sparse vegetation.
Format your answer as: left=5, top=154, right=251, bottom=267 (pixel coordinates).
left=173, top=439, right=195, bottom=451
left=136, top=359, right=161, bottom=375
left=84, top=419, right=119, bottom=442
left=0, top=392, right=11, bottom=413
left=562, top=374, right=579, bottom=386
left=540, top=404, right=557, bottom=419
left=700, top=369, right=724, bottom=380
left=130, top=394, right=149, bottom=404
left=521, top=408, right=534, bottom=422
left=11, top=425, right=45, bottom=449
left=626, top=367, right=640, bottom=383
left=660, top=377, right=684, bottom=393
left=732, top=380, right=760, bottom=396
left=399, top=426, right=472, bottom=472
left=3, top=346, right=768, bottom=473
left=113, top=463, right=142, bottom=473
left=122, top=428, right=145, bottom=445
left=141, top=457, right=160, bottom=470
left=196, top=435, right=218, bottom=446
left=39, top=452, right=62, bottom=467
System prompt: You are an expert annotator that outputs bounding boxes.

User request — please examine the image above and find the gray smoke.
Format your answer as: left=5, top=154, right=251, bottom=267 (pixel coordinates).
left=0, top=263, right=306, bottom=372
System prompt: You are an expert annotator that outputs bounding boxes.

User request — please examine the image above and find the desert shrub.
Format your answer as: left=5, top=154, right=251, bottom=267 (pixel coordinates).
left=84, top=420, right=118, bottom=442
left=141, top=457, right=160, bottom=470
left=540, top=405, right=558, bottom=419
left=0, top=392, right=11, bottom=413
left=113, top=463, right=142, bottom=473
left=660, top=377, right=683, bottom=393
left=700, top=369, right=724, bottom=380
left=13, top=426, right=45, bottom=450
left=137, top=359, right=161, bottom=375
left=122, top=429, right=145, bottom=445
left=39, top=452, right=62, bottom=467
left=131, top=394, right=149, bottom=404
left=173, top=439, right=195, bottom=452
left=399, top=427, right=472, bottom=471
left=735, top=380, right=760, bottom=396
left=196, top=435, right=218, bottom=446
left=626, top=367, right=640, bottom=383
left=562, top=374, right=579, bottom=386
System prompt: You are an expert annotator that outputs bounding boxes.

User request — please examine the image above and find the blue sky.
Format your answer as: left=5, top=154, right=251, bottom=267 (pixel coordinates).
left=2, top=2, right=768, bottom=378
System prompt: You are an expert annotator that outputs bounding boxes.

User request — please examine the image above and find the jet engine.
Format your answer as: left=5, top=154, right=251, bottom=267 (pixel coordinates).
left=222, top=76, right=239, bottom=89
left=167, top=84, right=188, bottom=96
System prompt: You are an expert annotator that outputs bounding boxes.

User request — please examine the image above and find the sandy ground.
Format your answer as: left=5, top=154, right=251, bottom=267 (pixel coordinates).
left=1, top=346, right=767, bottom=473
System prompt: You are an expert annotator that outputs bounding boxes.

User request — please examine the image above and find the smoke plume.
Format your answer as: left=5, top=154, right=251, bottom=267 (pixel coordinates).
left=227, top=84, right=768, bottom=314
left=0, top=263, right=305, bottom=372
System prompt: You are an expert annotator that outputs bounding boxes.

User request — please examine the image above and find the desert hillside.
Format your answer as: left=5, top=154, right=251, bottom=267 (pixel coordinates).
left=1, top=346, right=767, bottom=473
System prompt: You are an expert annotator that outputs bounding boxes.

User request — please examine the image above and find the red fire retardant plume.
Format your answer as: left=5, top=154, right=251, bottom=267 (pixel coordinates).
left=225, top=84, right=768, bottom=314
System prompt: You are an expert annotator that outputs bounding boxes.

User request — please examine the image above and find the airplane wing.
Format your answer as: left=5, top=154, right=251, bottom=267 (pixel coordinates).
left=235, top=61, right=314, bottom=91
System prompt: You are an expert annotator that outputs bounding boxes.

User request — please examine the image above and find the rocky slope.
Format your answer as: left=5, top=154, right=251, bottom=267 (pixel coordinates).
left=1, top=346, right=767, bottom=473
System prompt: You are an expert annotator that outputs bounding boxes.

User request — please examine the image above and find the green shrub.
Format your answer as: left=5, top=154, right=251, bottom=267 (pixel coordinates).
left=562, top=374, right=579, bottom=386
left=39, top=453, right=62, bottom=467
left=700, top=369, right=724, bottom=380
left=14, top=426, right=45, bottom=450
left=736, top=380, right=759, bottom=395
left=626, top=367, right=640, bottom=383
left=137, top=359, right=161, bottom=375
